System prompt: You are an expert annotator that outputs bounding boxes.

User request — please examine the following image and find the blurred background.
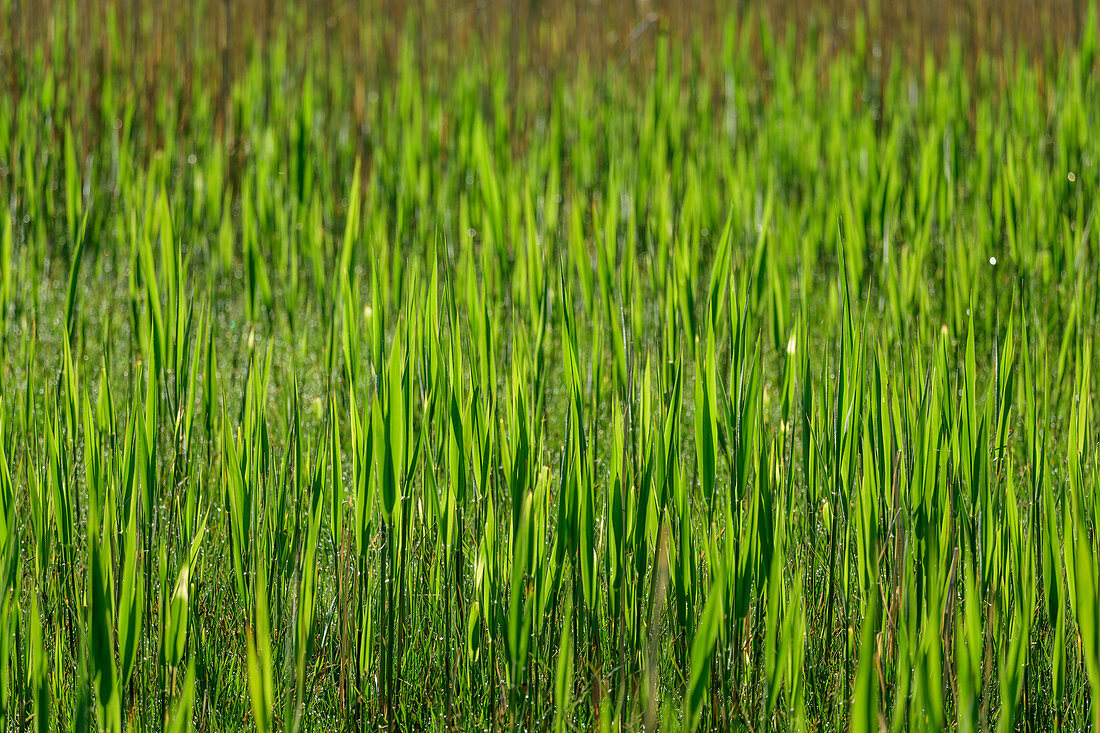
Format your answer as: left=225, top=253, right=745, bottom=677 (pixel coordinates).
left=2, top=0, right=1095, bottom=177
left=5, top=0, right=1094, bottom=108
left=6, top=0, right=1093, bottom=76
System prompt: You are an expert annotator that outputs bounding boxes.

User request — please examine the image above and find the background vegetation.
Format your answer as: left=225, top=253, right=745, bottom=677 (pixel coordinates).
left=1, top=1, right=1099, bottom=730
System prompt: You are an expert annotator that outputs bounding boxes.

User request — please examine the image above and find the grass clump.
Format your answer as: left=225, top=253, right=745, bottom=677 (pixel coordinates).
left=1, top=4, right=1099, bottom=731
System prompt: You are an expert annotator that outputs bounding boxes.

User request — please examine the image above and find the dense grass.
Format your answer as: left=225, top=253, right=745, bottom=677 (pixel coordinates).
left=2, top=4, right=1100, bottom=731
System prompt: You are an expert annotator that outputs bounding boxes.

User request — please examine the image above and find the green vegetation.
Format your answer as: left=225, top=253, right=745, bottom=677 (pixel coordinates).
left=1, top=4, right=1099, bottom=731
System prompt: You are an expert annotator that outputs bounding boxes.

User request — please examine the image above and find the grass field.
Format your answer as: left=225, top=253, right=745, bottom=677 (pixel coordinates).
left=2, top=1, right=1100, bottom=731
